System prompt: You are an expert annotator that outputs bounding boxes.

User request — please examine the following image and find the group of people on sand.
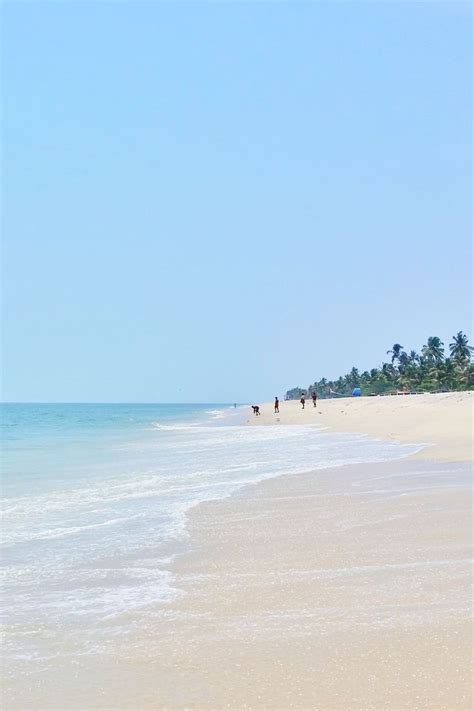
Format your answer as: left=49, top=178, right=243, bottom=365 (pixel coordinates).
left=251, top=391, right=318, bottom=416
left=299, top=391, right=317, bottom=409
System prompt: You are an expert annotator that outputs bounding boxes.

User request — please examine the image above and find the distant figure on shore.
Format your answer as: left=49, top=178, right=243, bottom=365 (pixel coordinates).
left=251, top=405, right=260, bottom=416
left=274, top=397, right=279, bottom=413
left=311, top=391, right=317, bottom=407
left=234, top=403, right=237, bottom=408
left=300, top=393, right=305, bottom=409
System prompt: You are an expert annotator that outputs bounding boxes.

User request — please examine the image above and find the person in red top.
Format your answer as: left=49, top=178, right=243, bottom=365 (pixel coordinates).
left=311, top=391, right=317, bottom=407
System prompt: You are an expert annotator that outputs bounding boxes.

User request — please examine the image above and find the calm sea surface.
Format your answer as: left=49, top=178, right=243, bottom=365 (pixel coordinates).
left=1, top=403, right=421, bottom=696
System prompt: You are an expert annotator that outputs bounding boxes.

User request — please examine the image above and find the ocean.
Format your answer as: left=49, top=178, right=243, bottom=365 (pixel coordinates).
left=1, top=402, right=421, bottom=699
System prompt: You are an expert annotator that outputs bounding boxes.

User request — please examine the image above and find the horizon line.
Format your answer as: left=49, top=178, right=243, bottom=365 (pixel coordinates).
left=0, top=401, right=243, bottom=406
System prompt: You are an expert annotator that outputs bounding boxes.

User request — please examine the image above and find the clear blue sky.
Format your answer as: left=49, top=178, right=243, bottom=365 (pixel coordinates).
left=2, top=1, right=472, bottom=403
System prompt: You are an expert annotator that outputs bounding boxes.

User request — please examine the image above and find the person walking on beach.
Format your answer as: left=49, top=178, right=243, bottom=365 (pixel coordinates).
left=311, top=391, right=317, bottom=408
left=274, top=397, right=279, bottom=413
left=300, top=393, right=305, bottom=409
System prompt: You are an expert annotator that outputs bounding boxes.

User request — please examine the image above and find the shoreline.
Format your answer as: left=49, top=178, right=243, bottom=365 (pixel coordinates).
left=6, top=397, right=472, bottom=709
left=160, top=455, right=473, bottom=710
left=246, top=391, right=473, bottom=462
left=154, top=392, right=473, bottom=708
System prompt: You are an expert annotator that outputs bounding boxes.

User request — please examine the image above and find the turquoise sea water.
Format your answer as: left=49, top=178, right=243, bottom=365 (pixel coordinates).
left=1, top=403, right=421, bottom=688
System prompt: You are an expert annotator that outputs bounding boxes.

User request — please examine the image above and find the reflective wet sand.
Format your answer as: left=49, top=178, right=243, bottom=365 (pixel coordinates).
left=7, top=458, right=471, bottom=709
left=163, top=459, right=473, bottom=710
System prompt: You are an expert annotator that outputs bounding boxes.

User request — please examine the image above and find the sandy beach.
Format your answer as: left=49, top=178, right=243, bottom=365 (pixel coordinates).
left=249, top=392, right=473, bottom=461
left=153, top=393, right=473, bottom=709
left=74, top=393, right=474, bottom=710
left=163, top=461, right=472, bottom=710
left=7, top=394, right=472, bottom=710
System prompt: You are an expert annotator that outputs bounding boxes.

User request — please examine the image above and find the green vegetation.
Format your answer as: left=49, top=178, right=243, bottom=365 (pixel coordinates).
left=285, top=331, right=474, bottom=400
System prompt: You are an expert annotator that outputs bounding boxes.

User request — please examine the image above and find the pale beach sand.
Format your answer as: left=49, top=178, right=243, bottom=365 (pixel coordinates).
left=249, top=392, right=473, bottom=461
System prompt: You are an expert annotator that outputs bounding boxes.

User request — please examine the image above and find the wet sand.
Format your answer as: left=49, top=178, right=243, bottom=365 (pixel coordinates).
left=153, top=457, right=472, bottom=710
left=33, top=458, right=469, bottom=710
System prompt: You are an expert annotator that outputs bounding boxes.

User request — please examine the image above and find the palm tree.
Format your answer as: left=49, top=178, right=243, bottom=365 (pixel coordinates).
left=285, top=328, right=473, bottom=399
left=351, top=367, right=360, bottom=385
left=449, top=331, right=473, bottom=366
left=421, top=336, right=445, bottom=364
left=317, top=378, right=328, bottom=397
left=387, top=343, right=404, bottom=364
left=398, top=352, right=409, bottom=365
left=397, top=351, right=410, bottom=375
left=381, top=362, right=398, bottom=390
left=381, top=362, right=396, bottom=378
left=405, top=363, right=422, bottom=390
left=436, top=358, right=457, bottom=390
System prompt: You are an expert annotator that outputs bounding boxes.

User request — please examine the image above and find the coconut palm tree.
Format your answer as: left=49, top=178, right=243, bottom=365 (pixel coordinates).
left=421, top=336, right=445, bottom=364
left=397, top=351, right=410, bottom=375
left=285, top=329, right=473, bottom=400
left=436, top=358, right=457, bottom=390
left=387, top=343, right=404, bottom=364
left=398, top=352, right=409, bottom=365
left=348, top=367, right=360, bottom=386
left=381, top=362, right=396, bottom=379
left=449, top=331, right=473, bottom=366
left=405, top=362, right=422, bottom=390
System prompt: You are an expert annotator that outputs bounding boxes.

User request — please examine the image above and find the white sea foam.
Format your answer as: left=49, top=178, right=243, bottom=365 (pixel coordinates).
left=205, top=408, right=228, bottom=419
left=150, top=421, right=201, bottom=431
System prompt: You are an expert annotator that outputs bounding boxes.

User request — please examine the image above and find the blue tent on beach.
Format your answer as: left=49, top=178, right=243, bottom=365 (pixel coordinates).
left=352, top=387, right=362, bottom=397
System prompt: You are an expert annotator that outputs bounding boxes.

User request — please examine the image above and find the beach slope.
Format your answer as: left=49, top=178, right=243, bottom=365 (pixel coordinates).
left=250, top=392, right=473, bottom=461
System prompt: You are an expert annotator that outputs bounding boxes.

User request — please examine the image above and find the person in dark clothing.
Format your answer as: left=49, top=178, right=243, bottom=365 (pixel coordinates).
left=300, top=393, right=305, bottom=409
left=311, top=391, right=317, bottom=407
left=274, top=397, right=279, bottom=413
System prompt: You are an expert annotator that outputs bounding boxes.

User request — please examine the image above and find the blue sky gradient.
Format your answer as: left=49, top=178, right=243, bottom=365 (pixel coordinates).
left=2, top=1, right=472, bottom=402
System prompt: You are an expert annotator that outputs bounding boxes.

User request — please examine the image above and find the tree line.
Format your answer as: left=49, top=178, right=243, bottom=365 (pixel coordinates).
left=285, top=331, right=474, bottom=400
